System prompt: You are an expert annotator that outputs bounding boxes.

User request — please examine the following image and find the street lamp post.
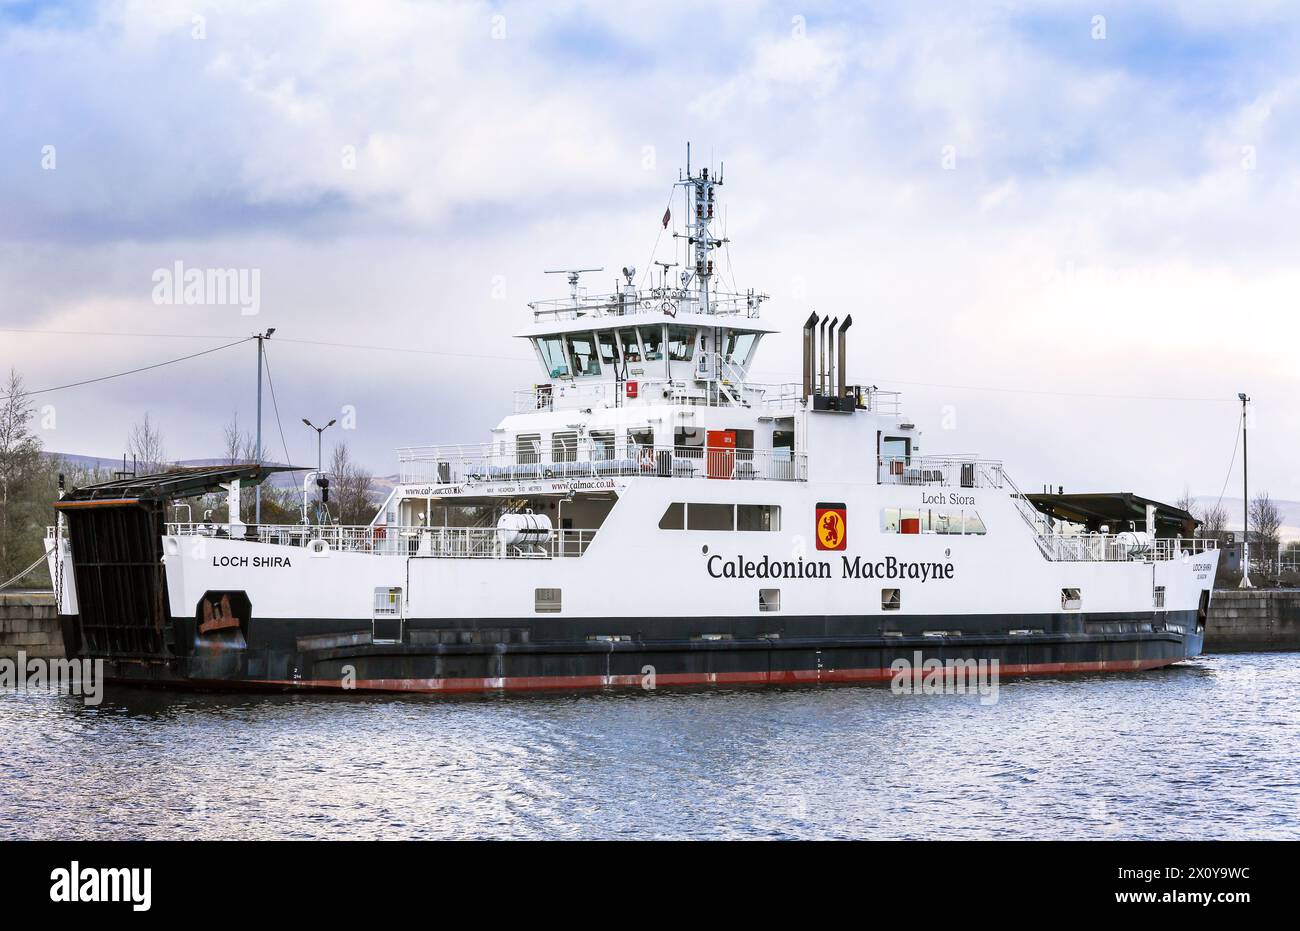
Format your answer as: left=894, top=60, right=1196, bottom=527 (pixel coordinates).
left=302, top=417, right=337, bottom=523
left=1239, top=392, right=1252, bottom=589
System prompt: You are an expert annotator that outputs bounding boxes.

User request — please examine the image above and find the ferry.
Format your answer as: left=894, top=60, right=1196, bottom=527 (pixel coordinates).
left=44, top=154, right=1220, bottom=692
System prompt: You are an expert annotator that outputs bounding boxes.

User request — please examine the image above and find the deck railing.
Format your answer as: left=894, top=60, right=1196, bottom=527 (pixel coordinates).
left=397, top=443, right=807, bottom=485
left=1039, top=534, right=1218, bottom=562
left=877, top=456, right=1005, bottom=489
left=164, top=523, right=596, bottom=559
left=527, top=287, right=762, bottom=322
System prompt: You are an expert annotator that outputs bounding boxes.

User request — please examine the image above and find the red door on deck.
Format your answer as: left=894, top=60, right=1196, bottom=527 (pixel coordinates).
left=706, top=430, right=736, bottom=479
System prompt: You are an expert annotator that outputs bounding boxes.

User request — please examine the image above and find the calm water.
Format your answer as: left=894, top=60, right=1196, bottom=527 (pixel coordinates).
left=2, top=652, right=1297, bottom=840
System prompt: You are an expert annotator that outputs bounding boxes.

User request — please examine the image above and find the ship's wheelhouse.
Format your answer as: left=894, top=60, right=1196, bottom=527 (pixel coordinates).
left=528, top=318, right=765, bottom=384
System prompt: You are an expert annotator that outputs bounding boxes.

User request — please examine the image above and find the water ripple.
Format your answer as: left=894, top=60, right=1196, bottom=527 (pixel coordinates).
left=1, top=653, right=1297, bottom=839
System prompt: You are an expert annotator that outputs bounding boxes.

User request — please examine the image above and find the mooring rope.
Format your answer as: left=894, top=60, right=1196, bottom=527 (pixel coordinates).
left=0, top=552, right=49, bottom=592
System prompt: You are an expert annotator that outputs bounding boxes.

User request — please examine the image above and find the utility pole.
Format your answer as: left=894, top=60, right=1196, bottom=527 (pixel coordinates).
left=253, top=328, right=276, bottom=524
left=1239, top=392, right=1252, bottom=589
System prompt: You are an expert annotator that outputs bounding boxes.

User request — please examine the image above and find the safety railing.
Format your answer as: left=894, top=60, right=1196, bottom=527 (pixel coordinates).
left=527, top=287, right=763, bottom=322
left=164, top=523, right=597, bottom=559
left=397, top=444, right=808, bottom=484
left=1039, top=534, right=1219, bottom=562
left=877, top=457, right=1005, bottom=489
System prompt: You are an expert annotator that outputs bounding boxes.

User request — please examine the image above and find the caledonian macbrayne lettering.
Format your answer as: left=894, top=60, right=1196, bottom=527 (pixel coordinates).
left=706, top=553, right=955, bottom=581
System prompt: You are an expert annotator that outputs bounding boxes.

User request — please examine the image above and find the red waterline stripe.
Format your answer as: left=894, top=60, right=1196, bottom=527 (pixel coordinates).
left=262, top=657, right=1179, bottom=694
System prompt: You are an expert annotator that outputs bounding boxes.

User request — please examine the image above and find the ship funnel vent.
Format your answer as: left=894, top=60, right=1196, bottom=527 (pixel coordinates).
left=804, top=312, right=859, bottom=414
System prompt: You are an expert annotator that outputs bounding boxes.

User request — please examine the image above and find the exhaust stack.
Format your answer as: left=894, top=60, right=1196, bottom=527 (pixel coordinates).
left=837, top=315, right=852, bottom=399
left=802, top=311, right=857, bottom=413
left=802, top=312, right=818, bottom=399
left=819, top=316, right=830, bottom=396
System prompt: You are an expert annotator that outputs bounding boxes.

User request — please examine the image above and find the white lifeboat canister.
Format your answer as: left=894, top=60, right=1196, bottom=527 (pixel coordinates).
left=1115, top=530, right=1153, bottom=556
left=497, top=512, right=553, bottom=547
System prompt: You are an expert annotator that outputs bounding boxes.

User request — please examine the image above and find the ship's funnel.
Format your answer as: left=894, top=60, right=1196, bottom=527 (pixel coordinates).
left=802, top=312, right=819, bottom=399
left=837, top=315, right=852, bottom=399
left=827, top=317, right=839, bottom=400
left=818, top=316, right=830, bottom=396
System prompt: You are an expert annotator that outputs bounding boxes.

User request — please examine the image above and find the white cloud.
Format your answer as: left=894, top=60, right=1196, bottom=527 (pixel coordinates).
left=2, top=0, right=1299, bottom=501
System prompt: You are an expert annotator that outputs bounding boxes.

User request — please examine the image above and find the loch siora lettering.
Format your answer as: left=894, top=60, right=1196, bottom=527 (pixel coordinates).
left=706, top=553, right=954, bottom=581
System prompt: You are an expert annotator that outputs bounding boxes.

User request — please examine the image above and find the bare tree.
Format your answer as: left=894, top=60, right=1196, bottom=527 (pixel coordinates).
left=1250, top=491, right=1282, bottom=555
left=328, top=441, right=376, bottom=525
left=0, top=369, right=43, bottom=578
left=1175, top=486, right=1195, bottom=513
left=221, top=411, right=256, bottom=465
left=127, top=412, right=168, bottom=474
left=1199, top=502, right=1228, bottom=539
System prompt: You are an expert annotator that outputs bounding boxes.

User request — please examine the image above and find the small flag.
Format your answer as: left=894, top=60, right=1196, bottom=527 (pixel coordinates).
left=662, top=206, right=671, bottom=229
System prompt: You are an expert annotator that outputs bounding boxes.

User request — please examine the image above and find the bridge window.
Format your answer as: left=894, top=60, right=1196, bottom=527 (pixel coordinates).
left=667, top=325, right=696, bottom=362
left=537, top=336, right=569, bottom=379
left=565, top=332, right=600, bottom=376
left=724, top=330, right=757, bottom=366
left=597, top=330, right=619, bottom=367
left=639, top=326, right=664, bottom=361
left=618, top=328, right=642, bottom=363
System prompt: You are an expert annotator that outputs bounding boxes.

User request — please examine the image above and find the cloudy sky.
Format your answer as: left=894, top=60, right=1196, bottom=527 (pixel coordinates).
left=2, top=0, right=1297, bottom=505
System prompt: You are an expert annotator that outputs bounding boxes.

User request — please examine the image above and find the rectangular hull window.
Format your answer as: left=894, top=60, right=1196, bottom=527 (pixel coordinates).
left=737, top=505, right=780, bottom=531
left=552, top=431, right=578, bottom=462
left=882, top=588, right=901, bottom=611
left=759, top=589, right=780, bottom=612
left=1061, top=588, right=1082, bottom=610
left=687, top=503, right=735, bottom=531
left=535, top=588, right=562, bottom=613
left=516, top=434, right=541, bottom=464
left=881, top=507, right=985, bottom=535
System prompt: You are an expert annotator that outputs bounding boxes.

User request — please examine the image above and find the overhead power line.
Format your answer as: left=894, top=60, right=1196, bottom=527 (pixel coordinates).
left=0, top=326, right=242, bottom=341
left=0, top=337, right=254, bottom=400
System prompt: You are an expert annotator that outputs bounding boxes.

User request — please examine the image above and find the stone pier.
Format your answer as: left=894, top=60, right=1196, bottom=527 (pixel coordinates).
left=0, top=591, right=63, bottom=660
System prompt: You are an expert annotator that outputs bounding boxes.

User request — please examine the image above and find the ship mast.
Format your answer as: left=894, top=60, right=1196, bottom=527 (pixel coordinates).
left=675, top=142, right=724, bottom=316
